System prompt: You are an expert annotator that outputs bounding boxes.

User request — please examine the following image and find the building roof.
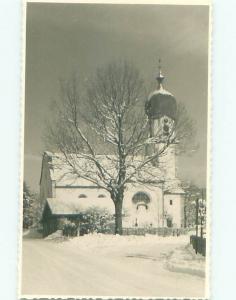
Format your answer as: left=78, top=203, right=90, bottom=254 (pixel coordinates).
left=43, top=152, right=165, bottom=188
left=164, top=178, right=185, bottom=194
left=146, top=91, right=177, bottom=120
left=145, top=63, right=177, bottom=120
left=164, top=187, right=185, bottom=194
left=46, top=195, right=114, bottom=216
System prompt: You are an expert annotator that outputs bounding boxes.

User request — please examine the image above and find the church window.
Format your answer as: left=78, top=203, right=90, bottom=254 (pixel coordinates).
left=78, top=194, right=87, bottom=198
left=98, top=194, right=106, bottom=198
left=170, top=199, right=173, bottom=205
left=163, top=123, right=169, bottom=135
left=132, top=192, right=150, bottom=204
left=164, top=118, right=169, bottom=123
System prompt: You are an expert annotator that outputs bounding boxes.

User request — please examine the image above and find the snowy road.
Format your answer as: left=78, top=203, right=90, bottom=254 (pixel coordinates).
left=21, top=235, right=205, bottom=298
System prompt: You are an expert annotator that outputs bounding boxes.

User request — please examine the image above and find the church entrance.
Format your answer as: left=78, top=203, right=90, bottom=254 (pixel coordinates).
left=132, top=192, right=151, bottom=228
left=167, top=216, right=173, bottom=228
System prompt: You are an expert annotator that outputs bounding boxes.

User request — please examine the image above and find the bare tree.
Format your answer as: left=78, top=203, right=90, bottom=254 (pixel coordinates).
left=45, top=61, right=194, bottom=234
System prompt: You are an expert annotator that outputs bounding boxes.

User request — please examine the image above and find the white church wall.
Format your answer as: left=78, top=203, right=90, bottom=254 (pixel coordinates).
left=123, top=184, right=162, bottom=228
left=55, top=186, right=115, bottom=213
left=150, top=115, right=176, bottom=180
left=54, top=183, right=162, bottom=228
left=158, top=144, right=176, bottom=179
left=164, top=194, right=183, bottom=228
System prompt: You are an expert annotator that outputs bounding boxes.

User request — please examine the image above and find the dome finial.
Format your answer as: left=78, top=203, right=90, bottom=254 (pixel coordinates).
left=156, top=58, right=164, bottom=90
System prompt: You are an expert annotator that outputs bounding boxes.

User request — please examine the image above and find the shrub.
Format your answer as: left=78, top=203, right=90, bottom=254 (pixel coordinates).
left=79, top=207, right=114, bottom=235
left=62, top=219, right=78, bottom=237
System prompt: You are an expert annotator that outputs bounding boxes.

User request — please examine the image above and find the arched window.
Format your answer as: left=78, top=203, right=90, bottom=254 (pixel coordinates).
left=78, top=194, right=87, bottom=198
left=98, top=194, right=106, bottom=198
left=132, top=192, right=150, bottom=204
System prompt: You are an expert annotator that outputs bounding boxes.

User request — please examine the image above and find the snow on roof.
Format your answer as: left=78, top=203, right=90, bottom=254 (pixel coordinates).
left=47, top=195, right=114, bottom=215
left=148, top=86, right=174, bottom=100
left=162, top=178, right=185, bottom=194
left=44, top=151, right=164, bottom=187
left=164, top=187, right=185, bottom=194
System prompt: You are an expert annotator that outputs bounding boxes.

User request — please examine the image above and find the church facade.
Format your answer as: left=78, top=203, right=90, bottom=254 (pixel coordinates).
left=40, top=66, right=185, bottom=236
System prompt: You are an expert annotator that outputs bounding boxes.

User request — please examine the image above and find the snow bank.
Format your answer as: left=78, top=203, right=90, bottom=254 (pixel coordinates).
left=23, top=228, right=42, bottom=239
left=166, top=244, right=205, bottom=277
left=44, top=230, right=66, bottom=242
left=60, top=233, right=189, bottom=255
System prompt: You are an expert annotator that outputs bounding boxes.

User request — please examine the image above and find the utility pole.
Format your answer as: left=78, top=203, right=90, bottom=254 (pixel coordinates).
left=200, top=188, right=205, bottom=238
left=195, top=197, right=200, bottom=254
left=196, top=197, right=199, bottom=237
left=162, top=181, right=165, bottom=228
left=184, top=193, right=189, bottom=228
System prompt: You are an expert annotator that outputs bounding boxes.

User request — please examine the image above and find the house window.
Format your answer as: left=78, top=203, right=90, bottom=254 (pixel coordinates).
left=98, top=194, right=106, bottom=198
left=170, top=199, right=173, bottom=205
left=78, top=194, right=87, bottom=198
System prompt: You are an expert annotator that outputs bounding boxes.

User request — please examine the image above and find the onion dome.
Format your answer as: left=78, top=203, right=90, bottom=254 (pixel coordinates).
left=145, top=60, right=177, bottom=120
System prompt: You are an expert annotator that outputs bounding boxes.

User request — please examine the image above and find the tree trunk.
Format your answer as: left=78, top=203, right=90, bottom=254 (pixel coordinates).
left=113, top=191, right=124, bottom=235
left=114, top=200, right=123, bottom=235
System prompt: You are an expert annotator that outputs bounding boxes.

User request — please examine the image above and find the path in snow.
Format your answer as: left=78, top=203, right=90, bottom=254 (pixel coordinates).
left=21, top=235, right=205, bottom=298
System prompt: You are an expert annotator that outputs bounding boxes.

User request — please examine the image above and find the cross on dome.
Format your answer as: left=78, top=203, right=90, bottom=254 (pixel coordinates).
left=156, top=58, right=165, bottom=89
left=145, top=59, right=177, bottom=120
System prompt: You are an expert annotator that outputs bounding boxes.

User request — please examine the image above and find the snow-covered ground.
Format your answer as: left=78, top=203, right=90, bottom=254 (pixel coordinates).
left=166, top=243, right=206, bottom=277
left=21, top=233, right=206, bottom=298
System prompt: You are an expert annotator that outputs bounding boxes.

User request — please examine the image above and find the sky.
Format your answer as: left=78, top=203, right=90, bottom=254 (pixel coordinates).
left=24, top=3, right=209, bottom=192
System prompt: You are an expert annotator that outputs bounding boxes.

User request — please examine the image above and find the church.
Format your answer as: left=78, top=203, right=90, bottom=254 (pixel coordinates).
left=40, top=65, right=185, bottom=236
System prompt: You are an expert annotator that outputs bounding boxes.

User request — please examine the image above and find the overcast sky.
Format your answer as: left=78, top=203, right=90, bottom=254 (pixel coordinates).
left=24, top=3, right=209, bottom=192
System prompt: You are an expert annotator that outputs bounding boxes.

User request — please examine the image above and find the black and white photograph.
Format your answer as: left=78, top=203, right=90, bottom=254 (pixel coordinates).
left=20, top=0, right=211, bottom=298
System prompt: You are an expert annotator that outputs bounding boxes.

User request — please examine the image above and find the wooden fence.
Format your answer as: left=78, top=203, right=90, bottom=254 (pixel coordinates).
left=122, top=227, right=187, bottom=236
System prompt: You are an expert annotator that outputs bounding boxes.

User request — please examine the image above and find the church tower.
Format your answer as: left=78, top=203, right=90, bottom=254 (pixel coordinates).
left=145, top=60, right=177, bottom=179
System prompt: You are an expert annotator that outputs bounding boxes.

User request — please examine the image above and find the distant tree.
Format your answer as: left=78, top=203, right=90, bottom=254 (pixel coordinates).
left=23, top=181, right=41, bottom=229
left=182, top=182, right=206, bottom=227
left=23, top=181, right=34, bottom=229
left=45, top=61, right=194, bottom=235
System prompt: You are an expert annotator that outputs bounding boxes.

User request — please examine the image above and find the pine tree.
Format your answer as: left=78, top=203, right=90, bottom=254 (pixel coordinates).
left=23, top=181, right=40, bottom=229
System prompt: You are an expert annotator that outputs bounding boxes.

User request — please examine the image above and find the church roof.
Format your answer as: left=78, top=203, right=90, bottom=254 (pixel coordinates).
left=43, top=151, right=164, bottom=188
left=146, top=91, right=177, bottom=120
left=145, top=62, right=177, bottom=120
left=46, top=196, right=114, bottom=215
left=164, top=187, right=185, bottom=194
left=148, top=86, right=173, bottom=98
